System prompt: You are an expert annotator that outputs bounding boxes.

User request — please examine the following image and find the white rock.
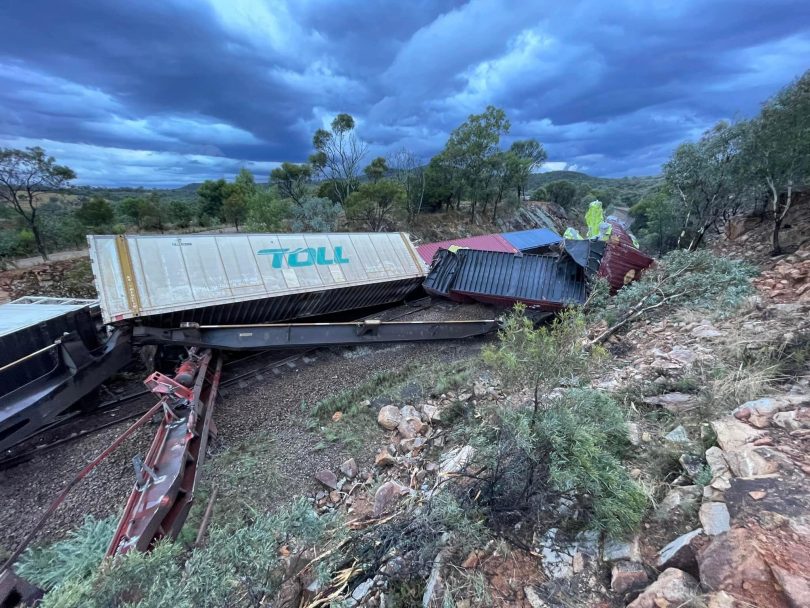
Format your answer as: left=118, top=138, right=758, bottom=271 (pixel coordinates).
left=523, top=587, right=548, bottom=608
left=643, top=392, right=697, bottom=412
left=704, top=446, right=730, bottom=478
left=400, top=405, right=420, bottom=419
left=699, top=502, right=730, bottom=535
left=352, top=579, right=374, bottom=601
left=772, top=410, right=800, bottom=430
left=439, top=445, right=475, bottom=476
left=422, top=404, right=440, bottom=422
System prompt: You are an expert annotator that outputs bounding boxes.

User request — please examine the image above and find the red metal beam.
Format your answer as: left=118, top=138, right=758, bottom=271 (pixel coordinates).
left=107, top=351, right=222, bottom=556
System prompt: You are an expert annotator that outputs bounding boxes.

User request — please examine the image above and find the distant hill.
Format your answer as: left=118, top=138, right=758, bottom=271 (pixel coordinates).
left=528, top=171, right=662, bottom=207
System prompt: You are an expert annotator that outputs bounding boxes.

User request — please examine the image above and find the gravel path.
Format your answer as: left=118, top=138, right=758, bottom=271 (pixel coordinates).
left=0, top=301, right=495, bottom=557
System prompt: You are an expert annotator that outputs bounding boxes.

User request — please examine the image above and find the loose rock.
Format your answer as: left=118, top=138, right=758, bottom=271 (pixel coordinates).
left=439, top=445, right=475, bottom=476
left=603, top=536, right=641, bottom=563
left=373, top=481, right=409, bottom=516
left=398, top=415, right=426, bottom=439
left=611, top=560, right=649, bottom=594
left=421, top=404, right=440, bottom=422
left=627, top=568, right=698, bottom=608
left=377, top=405, right=402, bottom=430
left=315, top=469, right=337, bottom=490
left=340, top=458, right=358, bottom=479
left=699, top=502, right=730, bottom=536
left=523, top=586, right=548, bottom=608
left=657, top=528, right=703, bottom=572
left=375, top=450, right=396, bottom=467
left=643, top=392, right=697, bottom=412
left=665, top=425, right=690, bottom=443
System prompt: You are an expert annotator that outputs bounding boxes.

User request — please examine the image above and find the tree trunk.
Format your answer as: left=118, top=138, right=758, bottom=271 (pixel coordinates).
left=31, top=222, right=49, bottom=261
left=771, top=214, right=782, bottom=256
left=687, top=224, right=708, bottom=251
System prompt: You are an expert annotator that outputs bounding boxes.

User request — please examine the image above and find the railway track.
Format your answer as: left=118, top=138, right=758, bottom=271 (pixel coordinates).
left=0, top=298, right=433, bottom=470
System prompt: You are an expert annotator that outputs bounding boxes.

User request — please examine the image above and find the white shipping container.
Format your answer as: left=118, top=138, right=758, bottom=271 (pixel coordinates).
left=88, top=232, right=427, bottom=325
left=0, top=297, right=98, bottom=337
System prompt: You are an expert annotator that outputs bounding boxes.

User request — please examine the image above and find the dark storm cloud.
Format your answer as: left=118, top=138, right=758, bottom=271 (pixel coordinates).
left=0, top=0, right=807, bottom=185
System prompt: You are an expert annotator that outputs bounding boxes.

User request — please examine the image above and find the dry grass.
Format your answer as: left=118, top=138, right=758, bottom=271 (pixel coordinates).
left=699, top=360, right=780, bottom=414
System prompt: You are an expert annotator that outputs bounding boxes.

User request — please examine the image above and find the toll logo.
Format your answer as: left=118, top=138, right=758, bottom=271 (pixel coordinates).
left=257, top=246, right=349, bottom=268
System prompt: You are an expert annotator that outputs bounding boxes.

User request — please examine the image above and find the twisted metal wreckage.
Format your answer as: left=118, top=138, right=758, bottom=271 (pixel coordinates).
left=0, top=212, right=652, bottom=601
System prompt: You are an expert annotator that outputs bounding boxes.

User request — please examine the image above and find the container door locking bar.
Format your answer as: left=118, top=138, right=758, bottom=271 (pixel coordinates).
left=132, top=319, right=499, bottom=350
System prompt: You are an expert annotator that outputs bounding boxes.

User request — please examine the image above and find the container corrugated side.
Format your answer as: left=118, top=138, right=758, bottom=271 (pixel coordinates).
left=88, top=232, right=426, bottom=325
left=449, top=250, right=588, bottom=310
left=424, top=249, right=588, bottom=310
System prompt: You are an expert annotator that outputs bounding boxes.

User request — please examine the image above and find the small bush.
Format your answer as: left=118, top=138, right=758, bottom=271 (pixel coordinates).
left=17, top=516, right=116, bottom=591
left=290, top=196, right=340, bottom=232
left=455, top=308, right=646, bottom=537
left=35, top=499, right=342, bottom=608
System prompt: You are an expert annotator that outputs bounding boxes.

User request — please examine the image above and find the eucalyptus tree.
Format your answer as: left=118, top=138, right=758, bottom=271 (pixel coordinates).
left=309, top=113, right=368, bottom=206
left=388, top=148, right=426, bottom=221
left=270, top=162, right=311, bottom=206
left=508, top=139, right=547, bottom=199
left=442, top=105, right=511, bottom=220
left=663, top=121, right=748, bottom=250
left=0, top=147, right=76, bottom=259
left=741, top=72, right=810, bottom=254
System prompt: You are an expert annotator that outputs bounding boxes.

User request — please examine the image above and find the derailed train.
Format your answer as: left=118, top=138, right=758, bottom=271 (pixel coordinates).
left=0, top=232, right=428, bottom=452
left=0, top=227, right=652, bottom=453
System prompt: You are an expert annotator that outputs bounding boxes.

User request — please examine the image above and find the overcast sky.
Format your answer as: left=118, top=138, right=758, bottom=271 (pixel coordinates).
left=0, top=1, right=808, bottom=187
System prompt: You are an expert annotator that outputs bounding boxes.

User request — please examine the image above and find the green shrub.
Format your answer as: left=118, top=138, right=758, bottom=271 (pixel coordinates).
left=539, top=390, right=647, bottom=535
left=17, top=516, right=116, bottom=591
left=458, top=308, right=646, bottom=536
left=35, top=499, right=342, bottom=608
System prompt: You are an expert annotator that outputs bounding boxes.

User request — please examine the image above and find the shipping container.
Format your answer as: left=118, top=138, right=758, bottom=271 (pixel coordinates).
left=598, top=222, right=654, bottom=291
left=88, top=233, right=427, bottom=326
left=0, top=297, right=100, bottom=391
left=424, top=249, right=589, bottom=310
left=416, top=234, right=516, bottom=264
left=500, top=228, right=562, bottom=253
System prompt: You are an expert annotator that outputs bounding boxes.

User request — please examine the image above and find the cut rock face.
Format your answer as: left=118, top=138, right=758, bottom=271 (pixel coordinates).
left=697, top=527, right=788, bottom=608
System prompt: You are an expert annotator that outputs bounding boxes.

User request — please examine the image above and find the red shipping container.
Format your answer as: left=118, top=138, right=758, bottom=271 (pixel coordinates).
left=416, top=234, right=517, bottom=264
